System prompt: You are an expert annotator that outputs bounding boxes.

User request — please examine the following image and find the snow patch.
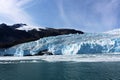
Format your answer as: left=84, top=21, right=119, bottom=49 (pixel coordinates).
left=104, top=28, right=120, bottom=35
left=16, top=25, right=45, bottom=31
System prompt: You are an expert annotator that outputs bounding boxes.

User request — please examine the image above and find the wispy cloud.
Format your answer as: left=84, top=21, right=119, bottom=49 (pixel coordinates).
left=0, top=0, right=34, bottom=25
left=93, top=0, right=119, bottom=30
left=56, top=0, right=72, bottom=28
left=56, top=0, right=120, bottom=32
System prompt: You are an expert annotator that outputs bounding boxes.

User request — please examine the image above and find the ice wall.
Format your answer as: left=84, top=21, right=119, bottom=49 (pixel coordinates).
left=0, top=30, right=120, bottom=56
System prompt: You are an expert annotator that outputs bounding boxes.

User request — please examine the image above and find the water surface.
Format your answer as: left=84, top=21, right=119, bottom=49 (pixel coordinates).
left=0, top=61, right=120, bottom=80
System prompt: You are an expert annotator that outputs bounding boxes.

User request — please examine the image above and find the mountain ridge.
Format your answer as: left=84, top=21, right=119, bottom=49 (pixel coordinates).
left=0, top=23, right=84, bottom=48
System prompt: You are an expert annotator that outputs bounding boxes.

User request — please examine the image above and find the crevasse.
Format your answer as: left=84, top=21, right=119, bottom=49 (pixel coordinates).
left=0, top=30, right=120, bottom=56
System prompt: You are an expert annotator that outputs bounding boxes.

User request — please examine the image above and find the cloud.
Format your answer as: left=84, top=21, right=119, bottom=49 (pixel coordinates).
left=0, top=0, right=34, bottom=25
left=16, top=0, right=32, bottom=7
left=56, top=0, right=72, bottom=28
left=93, top=0, right=119, bottom=29
left=56, top=0, right=120, bottom=32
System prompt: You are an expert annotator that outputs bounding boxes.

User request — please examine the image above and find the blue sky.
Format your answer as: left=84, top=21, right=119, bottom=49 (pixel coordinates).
left=0, top=0, right=120, bottom=32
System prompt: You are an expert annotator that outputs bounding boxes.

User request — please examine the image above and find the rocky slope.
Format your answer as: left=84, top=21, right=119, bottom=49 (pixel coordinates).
left=0, top=23, right=84, bottom=48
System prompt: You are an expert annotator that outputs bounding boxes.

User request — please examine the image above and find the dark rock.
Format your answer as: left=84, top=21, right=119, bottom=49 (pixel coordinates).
left=24, top=54, right=33, bottom=56
left=35, top=49, right=53, bottom=56
left=12, top=23, right=27, bottom=28
left=4, top=54, right=14, bottom=56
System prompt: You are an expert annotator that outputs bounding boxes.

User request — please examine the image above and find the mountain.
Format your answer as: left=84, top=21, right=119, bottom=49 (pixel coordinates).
left=0, top=23, right=84, bottom=48
left=0, top=29, right=120, bottom=56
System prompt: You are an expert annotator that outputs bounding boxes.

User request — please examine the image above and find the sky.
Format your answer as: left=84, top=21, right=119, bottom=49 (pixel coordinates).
left=0, top=0, right=120, bottom=32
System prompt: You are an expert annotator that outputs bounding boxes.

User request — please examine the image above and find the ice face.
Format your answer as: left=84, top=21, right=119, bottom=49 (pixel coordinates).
left=0, top=30, right=120, bottom=56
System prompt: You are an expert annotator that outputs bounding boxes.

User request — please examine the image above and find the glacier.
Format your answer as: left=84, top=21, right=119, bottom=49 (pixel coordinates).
left=0, top=29, right=120, bottom=56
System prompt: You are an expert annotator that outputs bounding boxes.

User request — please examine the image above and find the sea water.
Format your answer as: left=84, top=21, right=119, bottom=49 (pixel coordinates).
left=0, top=54, right=120, bottom=80
left=0, top=62, right=120, bottom=80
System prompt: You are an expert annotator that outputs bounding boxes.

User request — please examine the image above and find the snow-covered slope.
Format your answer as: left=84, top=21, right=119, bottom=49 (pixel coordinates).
left=0, top=29, right=120, bottom=56
left=16, top=25, right=44, bottom=31
left=104, top=28, right=120, bottom=35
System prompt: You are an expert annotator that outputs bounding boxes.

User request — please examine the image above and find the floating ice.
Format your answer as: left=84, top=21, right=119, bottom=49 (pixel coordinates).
left=0, top=54, right=120, bottom=63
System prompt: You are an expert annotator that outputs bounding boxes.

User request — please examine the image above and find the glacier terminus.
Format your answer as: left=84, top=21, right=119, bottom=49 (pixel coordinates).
left=0, top=29, right=120, bottom=56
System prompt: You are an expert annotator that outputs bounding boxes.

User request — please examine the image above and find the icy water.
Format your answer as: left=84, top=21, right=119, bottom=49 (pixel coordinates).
left=0, top=61, right=120, bottom=80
